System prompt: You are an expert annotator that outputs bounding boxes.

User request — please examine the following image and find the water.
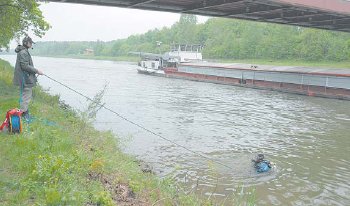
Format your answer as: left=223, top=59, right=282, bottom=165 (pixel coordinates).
left=1, top=55, right=350, bottom=205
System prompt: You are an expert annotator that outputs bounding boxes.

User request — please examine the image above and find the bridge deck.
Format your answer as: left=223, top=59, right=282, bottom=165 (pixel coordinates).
left=47, top=0, right=350, bottom=32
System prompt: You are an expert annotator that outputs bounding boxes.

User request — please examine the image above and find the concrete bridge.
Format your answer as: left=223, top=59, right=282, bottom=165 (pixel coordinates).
left=47, top=0, right=350, bottom=32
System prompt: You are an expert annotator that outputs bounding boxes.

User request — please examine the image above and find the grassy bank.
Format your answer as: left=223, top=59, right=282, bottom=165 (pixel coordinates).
left=0, top=59, right=208, bottom=205
left=31, top=54, right=350, bottom=69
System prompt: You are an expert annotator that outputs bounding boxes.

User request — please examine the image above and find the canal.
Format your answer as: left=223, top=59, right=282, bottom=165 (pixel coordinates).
left=1, top=55, right=349, bottom=205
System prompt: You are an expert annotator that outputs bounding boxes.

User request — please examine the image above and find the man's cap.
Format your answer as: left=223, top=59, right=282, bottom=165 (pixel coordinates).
left=22, top=36, right=35, bottom=45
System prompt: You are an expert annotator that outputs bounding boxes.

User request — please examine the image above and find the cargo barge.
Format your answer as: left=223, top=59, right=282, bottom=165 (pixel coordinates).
left=137, top=44, right=350, bottom=100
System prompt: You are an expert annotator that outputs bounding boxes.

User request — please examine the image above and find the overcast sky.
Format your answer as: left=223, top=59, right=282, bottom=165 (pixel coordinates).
left=30, top=2, right=209, bottom=43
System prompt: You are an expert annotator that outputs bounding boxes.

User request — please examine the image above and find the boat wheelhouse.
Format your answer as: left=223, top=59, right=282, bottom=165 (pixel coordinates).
left=166, top=44, right=203, bottom=63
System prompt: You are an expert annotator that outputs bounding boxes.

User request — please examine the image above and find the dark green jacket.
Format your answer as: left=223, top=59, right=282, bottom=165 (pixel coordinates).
left=13, top=45, right=38, bottom=88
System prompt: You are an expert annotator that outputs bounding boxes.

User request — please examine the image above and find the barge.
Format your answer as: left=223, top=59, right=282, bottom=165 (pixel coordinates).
left=137, top=44, right=350, bottom=100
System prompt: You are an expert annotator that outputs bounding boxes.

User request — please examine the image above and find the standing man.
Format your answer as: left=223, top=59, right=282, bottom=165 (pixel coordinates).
left=13, top=36, right=44, bottom=119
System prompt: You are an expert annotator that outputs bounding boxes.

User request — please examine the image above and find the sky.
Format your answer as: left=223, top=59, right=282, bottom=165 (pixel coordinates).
left=28, top=2, right=209, bottom=43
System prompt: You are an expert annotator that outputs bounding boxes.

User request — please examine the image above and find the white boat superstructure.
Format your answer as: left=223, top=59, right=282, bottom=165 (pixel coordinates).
left=166, top=44, right=203, bottom=63
left=136, top=44, right=203, bottom=76
left=136, top=52, right=164, bottom=76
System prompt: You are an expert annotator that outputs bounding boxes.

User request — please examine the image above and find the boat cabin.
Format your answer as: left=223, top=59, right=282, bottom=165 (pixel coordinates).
left=138, top=53, right=162, bottom=70
left=167, top=44, right=203, bottom=63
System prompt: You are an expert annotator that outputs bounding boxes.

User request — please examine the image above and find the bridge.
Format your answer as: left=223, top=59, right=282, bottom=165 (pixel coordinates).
left=47, top=0, right=350, bottom=32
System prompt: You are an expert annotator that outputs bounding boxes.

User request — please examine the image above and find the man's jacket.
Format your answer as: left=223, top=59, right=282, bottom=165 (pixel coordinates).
left=13, top=45, right=38, bottom=88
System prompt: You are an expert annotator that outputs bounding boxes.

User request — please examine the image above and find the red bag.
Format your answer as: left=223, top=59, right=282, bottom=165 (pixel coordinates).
left=0, top=109, right=23, bottom=134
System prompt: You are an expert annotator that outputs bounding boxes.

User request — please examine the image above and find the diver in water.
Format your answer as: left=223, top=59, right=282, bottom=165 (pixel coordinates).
left=252, top=154, right=272, bottom=173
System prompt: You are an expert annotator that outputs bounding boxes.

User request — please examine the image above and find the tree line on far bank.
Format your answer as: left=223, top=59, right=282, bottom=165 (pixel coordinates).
left=30, top=15, right=350, bottom=61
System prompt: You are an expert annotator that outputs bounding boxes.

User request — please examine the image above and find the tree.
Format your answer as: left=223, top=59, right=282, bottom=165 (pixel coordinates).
left=173, top=14, right=198, bottom=44
left=26, top=15, right=350, bottom=62
left=179, top=14, right=197, bottom=25
left=0, top=0, right=50, bottom=49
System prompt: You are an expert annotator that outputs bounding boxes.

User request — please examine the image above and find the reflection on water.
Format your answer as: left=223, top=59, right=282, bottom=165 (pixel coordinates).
left=1, top=55, right=350, bottom=205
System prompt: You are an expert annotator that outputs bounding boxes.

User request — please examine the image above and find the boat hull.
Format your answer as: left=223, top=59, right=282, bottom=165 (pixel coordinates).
left=137, top=67, right=165, bottom=77
left=163, top=67, right=350, bottom=100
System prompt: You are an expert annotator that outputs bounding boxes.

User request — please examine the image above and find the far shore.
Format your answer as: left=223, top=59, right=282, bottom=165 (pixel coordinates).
left=1, top=53, right=349, bottom=69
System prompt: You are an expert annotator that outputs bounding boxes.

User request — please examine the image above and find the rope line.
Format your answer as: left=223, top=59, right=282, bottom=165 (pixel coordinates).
left=43, top=74, right=234, bottom=170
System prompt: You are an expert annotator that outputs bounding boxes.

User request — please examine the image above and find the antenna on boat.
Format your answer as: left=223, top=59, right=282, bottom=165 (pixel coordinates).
left=156, top=41, right=162, bottom=55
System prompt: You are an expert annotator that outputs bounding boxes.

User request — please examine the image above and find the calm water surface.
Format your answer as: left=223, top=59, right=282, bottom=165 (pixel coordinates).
left=1, top=55, right=350, bottom=205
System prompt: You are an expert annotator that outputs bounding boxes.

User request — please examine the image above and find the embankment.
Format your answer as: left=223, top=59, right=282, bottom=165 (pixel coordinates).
left=0, top=59, right=203, bottom=205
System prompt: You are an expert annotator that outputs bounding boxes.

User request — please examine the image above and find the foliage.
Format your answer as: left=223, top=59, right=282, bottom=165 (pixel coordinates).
left=0, top=0, right=50, bottom=49
left=29, top=14, right=350, bottom=62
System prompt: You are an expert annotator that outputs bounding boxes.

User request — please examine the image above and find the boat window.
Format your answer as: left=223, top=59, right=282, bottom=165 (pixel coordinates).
left=152, top=62, right=155, bottom=69
left=192, top=45, right=197, bottom=52
left=171, top=45, right=178, bottom=52
left=167, top=62, right=177, bottom=68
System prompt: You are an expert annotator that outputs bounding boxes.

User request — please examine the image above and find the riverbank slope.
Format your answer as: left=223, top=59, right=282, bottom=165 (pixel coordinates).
left=0, top=59, right=204, bottom=205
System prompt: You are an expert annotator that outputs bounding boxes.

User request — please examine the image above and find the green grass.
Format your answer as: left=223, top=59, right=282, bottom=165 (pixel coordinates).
left=0, top=59, right=210, bottom=205
left=34, top=54, right=350, bottom=69
left=210, top=58, right=350, bottom=69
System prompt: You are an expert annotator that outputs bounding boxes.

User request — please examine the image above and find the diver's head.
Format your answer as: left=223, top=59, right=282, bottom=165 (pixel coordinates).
left=256, top=154, right=264, bottom=161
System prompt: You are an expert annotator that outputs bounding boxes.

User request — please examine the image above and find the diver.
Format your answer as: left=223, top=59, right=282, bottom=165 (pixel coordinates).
left=252, top=154, right=272, bottom=173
